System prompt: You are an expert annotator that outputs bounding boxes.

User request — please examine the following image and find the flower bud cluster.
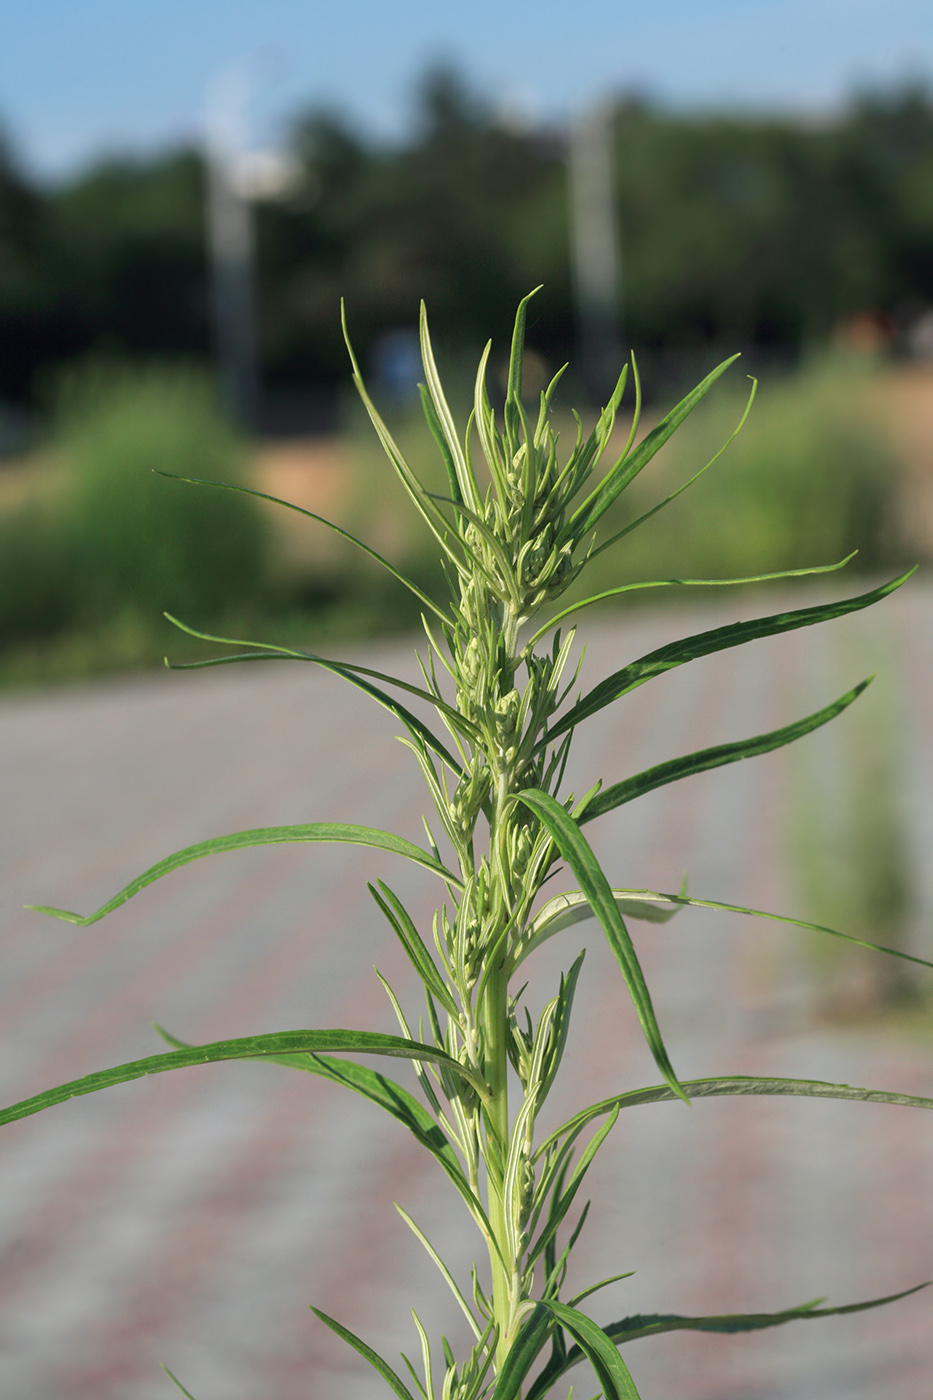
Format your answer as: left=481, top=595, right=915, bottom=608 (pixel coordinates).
left=448, top=762, right=490, bottom=838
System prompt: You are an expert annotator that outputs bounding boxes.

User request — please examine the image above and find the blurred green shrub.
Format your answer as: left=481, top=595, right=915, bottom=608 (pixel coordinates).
left=584, top=356, right=907, bottom=598
left=0, top=366, right=268, bottom=650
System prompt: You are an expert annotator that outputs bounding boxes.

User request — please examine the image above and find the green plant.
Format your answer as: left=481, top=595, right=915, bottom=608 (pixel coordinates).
left=8, top=364, right=267, bottom=638
left=6, top=291, right=932, bottom=1400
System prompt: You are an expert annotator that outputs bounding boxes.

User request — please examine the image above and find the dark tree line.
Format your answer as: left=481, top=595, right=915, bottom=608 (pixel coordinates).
left=1, top=69, right=932, bottom=412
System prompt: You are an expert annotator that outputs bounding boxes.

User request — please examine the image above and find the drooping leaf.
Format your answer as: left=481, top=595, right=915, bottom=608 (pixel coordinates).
left=579, top=679, right=871, bottom=824
left=153, top=470, right=451, bottom=624
left=311, top=1307, right=418, bottom=1400
left=601, top=1281, right=930, bottom=1344
left=28, top=823, right=461, bottom=926
left=153, top=1024, right=473, bottom=1197
left=516, top=789, right=688, bottom=1104
left=163, top=612, right=471, bottom=769
left=519, top=886, right=933, bottom=972
left=0, top=1028, right=488, bottom=1128
left=527, top=1284, right=928, bottom=1398
left=520, top=888, right=684, bottom=967
left=537, top=1076, right=933, bottom=1161
left=542, top=569, right=915, bottom=747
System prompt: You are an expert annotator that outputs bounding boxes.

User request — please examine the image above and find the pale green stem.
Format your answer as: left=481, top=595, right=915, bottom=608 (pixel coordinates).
left=483, top=960, right=512, bottom=1371
left=484, top=600, right=524, bottom=1377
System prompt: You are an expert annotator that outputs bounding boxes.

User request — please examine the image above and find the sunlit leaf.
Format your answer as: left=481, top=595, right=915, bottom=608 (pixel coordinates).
left=311, top=1307, right=418, bottom=1400
left=29, top=823, right=461, bottom=926
left=516, top=789, right=688, bottom=1104
left=543, top=569, right=915, bottom=747
left=579, top=679, right=871, bottom=823
left=0, top=1028, right=489, bottom=1128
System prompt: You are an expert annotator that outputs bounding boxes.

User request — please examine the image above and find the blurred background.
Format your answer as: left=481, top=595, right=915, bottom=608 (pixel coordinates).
left=2, top=4, right=933, bottom=1398
left=0, top=1, right=932, bottom=684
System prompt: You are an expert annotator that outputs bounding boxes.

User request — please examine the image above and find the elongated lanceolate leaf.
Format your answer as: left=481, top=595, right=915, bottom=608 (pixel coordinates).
left=520, top=886, right=933, bottom=971
left=420, top=301, right=480, bottom=513
left=537, top=1075, right=933, bottom=1160
left=543, top=569, right=914, bottom=746
left=163, top=612, right=468, bottom=772
left=369, top=881, right=460, bottom=1016
left=600, top=1281, right=930, bottom=1345
left=154, top=1028, right=493, bottom=1235
left=153, top=470, right=451, bottom=624
left=311, top=1307, right=418, bottom=1400
left=569, top=355, right=740, bottom=539
left=28, top=823, right=460, bottom=926
left=161, top=1367, right=199, bottom=1400
left=524, top=555, right=856, bottom=651
left=0, top=1029, right=488, bottom=1128
left=522, top=889, right=682, bottom=963
left=516, top=789, right=688, bottom=1104
left=491, top=1303, right=553, bottom=1400
left=579, top=679, right=871, bottom=824
left=526, top=1285, right=928, bottom=1398
left=542, top=1301, right=642, bottom=1400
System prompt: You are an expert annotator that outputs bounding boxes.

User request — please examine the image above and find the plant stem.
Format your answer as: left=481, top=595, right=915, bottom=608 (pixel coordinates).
left=483, top=958, right=513, bottom=1374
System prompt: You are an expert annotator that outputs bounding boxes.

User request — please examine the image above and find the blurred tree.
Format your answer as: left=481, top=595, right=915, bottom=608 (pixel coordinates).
left=1, top=74, right=932, bottom=411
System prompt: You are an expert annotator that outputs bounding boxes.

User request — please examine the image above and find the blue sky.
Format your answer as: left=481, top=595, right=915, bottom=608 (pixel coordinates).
left=3, top=0, right=932, bottom=179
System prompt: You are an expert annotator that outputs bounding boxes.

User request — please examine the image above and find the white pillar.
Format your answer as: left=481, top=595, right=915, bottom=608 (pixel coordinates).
left=569, top=99, right=623, bottom=401
left=206, top=67, right=259, bottom=427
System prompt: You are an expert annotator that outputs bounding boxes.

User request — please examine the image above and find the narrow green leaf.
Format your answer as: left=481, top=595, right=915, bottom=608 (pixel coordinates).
left=516, top=789, right=688, bottom=1104
left=491, top=1303, right=553, bottom=1400
left=161, top=1366, right=199, bottom=1399
left=419, top=384, right=461, bottom=505
left=567, top=1273, right=637, bottom=1309
left=588, top=374, right=759, bottom=559
left=370, top=881, right=460, bottom=1017
left=473, top=339, right=507, bottom=498
left=28, top=823, right=461, bottom=926
left=529, top=1284, right=928, bottom=1396
left=601, top=1281, right=930, bottom=1345
left=506, top=287, right=544, bottom=411
left=153, top=1024, right=474, bottom=1192
left=543, top=569, right=915, bottom=747
left=520, top=884, right=933, bottom=972
left=163, top=612, right=472, bottom=768
left=0, top=1028, right=489, bottom=1129
left=522, top=888, right=683, bottom=966
left=579, top=679, right=871, bottom=824
left=395, top=1205, right=482, bottom=1339
left=342, top=302, right=468, bottom=576
left=542, top=1301, right=642, bottom=1400
left=527, top=1106, right=620, bottom=1267
left=153, top=470, right=451, bottom=624
left=311, top=1307, right=417, bottom=1400
left=537, top=1075, right=933, bottom=1161
left=420, top=301, right=479, bottom=512
left=569, top=354, right=740, bottom=538
left=524, top=554, right=856, bottom=652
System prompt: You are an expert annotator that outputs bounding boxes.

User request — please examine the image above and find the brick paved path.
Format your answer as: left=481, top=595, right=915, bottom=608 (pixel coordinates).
left=2, top=580, right=932, bottom=1400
